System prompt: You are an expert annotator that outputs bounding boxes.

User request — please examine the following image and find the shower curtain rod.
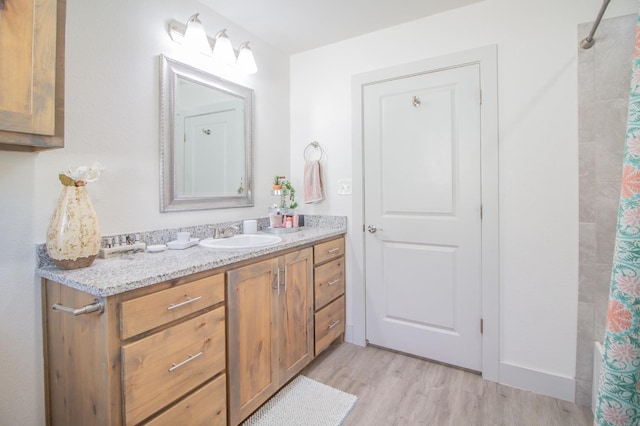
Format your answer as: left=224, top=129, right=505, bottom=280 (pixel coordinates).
left=580, top=0, right=611, bottom=49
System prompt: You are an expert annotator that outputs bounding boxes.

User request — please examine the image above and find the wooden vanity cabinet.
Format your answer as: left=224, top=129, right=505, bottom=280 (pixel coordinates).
left=43, top=271, right=226, bottom=425
left=227, top=247, right=314, bottom=426
left=313, top=237, right=346, bottom=355
left=43, top=234, right=346, bottom=425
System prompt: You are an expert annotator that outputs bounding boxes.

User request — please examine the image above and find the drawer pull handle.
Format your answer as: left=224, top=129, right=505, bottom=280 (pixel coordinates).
left=328, top=278, right=340, bottom=286
left=328, top=319, right=341, bottom=330
left=327, top=248, right=340, bottom=253
left=167, top=296, right=202, bottom=311
left=168, top=351, right=203, bottom=372
left=280, top=267, right=287, bottom=291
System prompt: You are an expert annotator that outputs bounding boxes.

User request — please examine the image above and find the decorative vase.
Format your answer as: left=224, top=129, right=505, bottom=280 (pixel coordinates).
left=46, top=185, right=101, bottom=270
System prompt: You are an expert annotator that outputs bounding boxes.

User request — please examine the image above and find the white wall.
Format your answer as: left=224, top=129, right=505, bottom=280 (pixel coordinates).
left=0, top=0, right=289, bottom=423
left=289, top=0, right=638, bottom=400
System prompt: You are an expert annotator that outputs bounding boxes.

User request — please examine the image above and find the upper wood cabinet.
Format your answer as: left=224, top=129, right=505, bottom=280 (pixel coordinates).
left=0, top=0, right=66, bottom=150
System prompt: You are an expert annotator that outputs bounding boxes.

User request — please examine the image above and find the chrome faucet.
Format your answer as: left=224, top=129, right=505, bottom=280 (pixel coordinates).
left=222, top=225, right=239, bottom=238
left=213, top=225, right=239, bottom=239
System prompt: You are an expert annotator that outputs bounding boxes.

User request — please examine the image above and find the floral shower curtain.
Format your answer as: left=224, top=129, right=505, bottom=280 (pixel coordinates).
left=594, top=11, right=640, bottom=426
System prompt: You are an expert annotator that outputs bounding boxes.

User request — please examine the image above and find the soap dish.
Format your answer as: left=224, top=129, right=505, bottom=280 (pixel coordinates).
left=147, top=244, right=167, bottom=253
left=167, top=238, right=199, bottom=250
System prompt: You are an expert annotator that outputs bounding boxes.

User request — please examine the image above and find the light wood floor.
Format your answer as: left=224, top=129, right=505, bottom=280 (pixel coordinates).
left=303, top=343, right=593, bottom=426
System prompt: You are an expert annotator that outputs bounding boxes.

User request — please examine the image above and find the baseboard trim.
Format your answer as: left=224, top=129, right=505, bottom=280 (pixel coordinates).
left=500, top=362, right=576, bottom=402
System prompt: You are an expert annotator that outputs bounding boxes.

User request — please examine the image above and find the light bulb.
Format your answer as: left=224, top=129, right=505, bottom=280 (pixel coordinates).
left=183, top=13, right=210, bottom=54
left=237, top=42, right=258, bottom=74
left=212, top=29, right=236, bottom=66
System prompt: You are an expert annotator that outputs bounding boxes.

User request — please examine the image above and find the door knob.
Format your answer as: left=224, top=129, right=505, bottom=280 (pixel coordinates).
left=368, top=225, right=382, bottom=233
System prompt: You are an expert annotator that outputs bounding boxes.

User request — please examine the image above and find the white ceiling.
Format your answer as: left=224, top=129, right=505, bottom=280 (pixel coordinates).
left=197, top=0, right=485, bottom=54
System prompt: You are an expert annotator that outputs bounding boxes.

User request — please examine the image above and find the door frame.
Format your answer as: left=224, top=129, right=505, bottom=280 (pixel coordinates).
left=350, top=45, right=499, bottom=381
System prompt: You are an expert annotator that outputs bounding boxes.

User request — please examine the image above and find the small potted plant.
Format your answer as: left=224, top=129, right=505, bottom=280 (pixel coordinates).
left=272, top=175, right=284, bottom=190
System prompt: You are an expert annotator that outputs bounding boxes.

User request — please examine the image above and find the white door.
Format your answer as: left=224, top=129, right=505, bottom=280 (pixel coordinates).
left=364, top=64, right=482, bottom=371
left=182, top=110, right=236, bottom=196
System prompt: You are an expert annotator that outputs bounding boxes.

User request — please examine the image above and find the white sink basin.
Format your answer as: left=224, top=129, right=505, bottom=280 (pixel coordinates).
left=199, top=234, right=282, bottom=250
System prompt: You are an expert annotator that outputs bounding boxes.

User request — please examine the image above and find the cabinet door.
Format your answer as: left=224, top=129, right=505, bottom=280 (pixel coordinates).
left=227, top=258, right=279, bottom=426
left=0, top=0, right=65, bottom=148
left=279, top=247, right=314, bottom=383
left=45, top=279, right=117, bottom=425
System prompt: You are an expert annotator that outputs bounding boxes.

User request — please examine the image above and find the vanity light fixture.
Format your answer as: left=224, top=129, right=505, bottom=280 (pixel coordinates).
left=236, top=42, right=258, bottom=75
left=168, top=14, right=258, bottom=74
left=169, top=13, right=211, bottom=55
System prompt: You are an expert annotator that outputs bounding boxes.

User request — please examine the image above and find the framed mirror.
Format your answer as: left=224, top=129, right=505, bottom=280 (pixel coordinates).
left=160, top=55, right=253, bottom=211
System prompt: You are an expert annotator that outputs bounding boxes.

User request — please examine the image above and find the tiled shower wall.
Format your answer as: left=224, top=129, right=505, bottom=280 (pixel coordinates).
left=576, top=14, right=635, bottom=406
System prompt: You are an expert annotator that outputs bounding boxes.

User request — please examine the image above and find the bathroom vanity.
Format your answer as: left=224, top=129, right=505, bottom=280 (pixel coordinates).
left=38, top=220, right=346, bottom=425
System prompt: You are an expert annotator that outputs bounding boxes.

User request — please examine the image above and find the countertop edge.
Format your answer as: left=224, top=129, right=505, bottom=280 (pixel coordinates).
left=37, top=226, right=346, bottom=297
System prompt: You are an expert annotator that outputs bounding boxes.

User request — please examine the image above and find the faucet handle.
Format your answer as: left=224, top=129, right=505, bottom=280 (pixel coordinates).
left=222, top=225, right=239, bottom=238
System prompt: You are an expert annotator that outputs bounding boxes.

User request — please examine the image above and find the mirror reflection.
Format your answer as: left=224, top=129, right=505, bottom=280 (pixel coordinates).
left=160, top=55, right=253, bottom=211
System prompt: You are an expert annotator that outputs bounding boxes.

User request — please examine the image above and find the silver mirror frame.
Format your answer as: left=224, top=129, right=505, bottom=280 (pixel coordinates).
left=160, top=55, right=254, bottom=212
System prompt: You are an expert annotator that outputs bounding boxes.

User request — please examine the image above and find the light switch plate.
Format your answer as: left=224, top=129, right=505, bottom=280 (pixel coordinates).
left=338, top=179, right=352, bottom=195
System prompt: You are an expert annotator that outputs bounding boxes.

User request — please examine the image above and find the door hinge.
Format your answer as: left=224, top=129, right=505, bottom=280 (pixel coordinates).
left=363, top=224, right=366, bottom=232
left=480, top=318, right=484, bottom=334
left=480, top=89, right=483, bottom=105
left=480, top=204, right=483, bottom=220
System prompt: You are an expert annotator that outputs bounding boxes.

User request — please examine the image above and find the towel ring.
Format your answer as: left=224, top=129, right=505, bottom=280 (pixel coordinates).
left=304, top=141, right=324, bottom=161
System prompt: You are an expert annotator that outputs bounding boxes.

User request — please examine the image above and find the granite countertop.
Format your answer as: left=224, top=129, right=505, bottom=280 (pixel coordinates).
left=37, top=216, right=346, bottom=297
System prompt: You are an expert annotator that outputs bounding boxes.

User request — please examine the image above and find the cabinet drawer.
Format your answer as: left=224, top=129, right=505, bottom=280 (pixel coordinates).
left=314, top=257, right=345, bottom=310
left=314, top=237, right=345, bottom=265
left=122, top=307, right=225, bottom=425
left=314, top=295, right=345, bottom=355
left=144, top=374, right=226, bottom=426
left=121, top=273, right=224, bottom=340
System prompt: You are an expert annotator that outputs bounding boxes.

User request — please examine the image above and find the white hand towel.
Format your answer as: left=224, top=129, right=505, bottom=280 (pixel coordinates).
left=303, top=160, right=323, bottom=204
